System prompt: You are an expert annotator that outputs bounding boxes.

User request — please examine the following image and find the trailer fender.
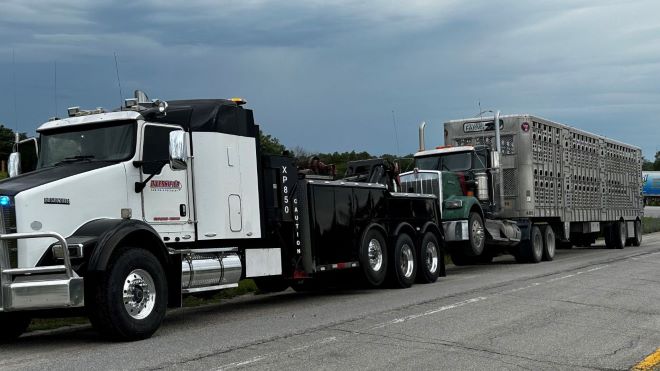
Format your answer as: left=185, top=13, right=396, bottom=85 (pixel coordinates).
left=362, top=222, right=388, bottom=239
left=420, top=221, right=444, bottom=241
left=75, top=218, right=169, bottom=273
left=393, top=222, right=417, bottom=239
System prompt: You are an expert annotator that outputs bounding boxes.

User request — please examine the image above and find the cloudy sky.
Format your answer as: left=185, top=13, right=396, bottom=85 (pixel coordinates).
left=1, top=0, right=659, bottom=158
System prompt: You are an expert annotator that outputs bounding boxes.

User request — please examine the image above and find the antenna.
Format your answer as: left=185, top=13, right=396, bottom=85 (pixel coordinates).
left=12, top=49, right=18, bottom=135
left=54, top=61, right=58, bottom=118
left=391, top=110, right=400, bottom=156
left=113, top=52, right=124, bottom=105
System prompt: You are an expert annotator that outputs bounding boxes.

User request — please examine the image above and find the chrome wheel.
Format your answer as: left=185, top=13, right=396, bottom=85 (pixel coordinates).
left=123, top=269, right=156, bottom=320
left=424, top=241, right=439, bottom=274
left=399, top=243, right=415, bottom=278
left=368, top=239, right=383, bottom=271
left=471, top=219, right=485, bottom=248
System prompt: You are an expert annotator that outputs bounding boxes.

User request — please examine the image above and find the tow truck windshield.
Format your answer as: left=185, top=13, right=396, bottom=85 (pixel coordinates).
left=37, top=120, right=137, bottom=169
left=415, top=151, right=472, bottom=172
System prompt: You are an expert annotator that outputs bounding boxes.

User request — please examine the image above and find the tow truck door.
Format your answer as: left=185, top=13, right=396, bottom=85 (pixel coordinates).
left=139, top=123, right=191, bottom=232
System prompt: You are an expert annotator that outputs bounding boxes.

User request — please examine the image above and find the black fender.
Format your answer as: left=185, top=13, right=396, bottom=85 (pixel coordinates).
left=362, top=222, right=387, bottom=239
left=69, top=218, right=169, bottom=273
left=421, top=221, right=444, bottom=242
left=392, top=222, right=417, bottom=239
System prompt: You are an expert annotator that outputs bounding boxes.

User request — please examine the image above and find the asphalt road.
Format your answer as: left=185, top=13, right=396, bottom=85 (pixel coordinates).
left=3, top=235, right=660, bottom=371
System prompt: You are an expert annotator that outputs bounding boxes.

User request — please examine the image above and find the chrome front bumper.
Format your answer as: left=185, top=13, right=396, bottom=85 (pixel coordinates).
left=0, top=232, right=84, bottom=312
left=443, top=220, right=469, bottom=242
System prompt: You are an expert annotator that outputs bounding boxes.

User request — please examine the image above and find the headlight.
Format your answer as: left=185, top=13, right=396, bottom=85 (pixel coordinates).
left=444, top=199, right=463, bottom=209
left=0, top=195, right=11, bottom=207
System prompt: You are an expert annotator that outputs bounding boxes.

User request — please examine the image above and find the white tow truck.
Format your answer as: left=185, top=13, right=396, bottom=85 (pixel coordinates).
left=0, top=91, right=444, bottom=341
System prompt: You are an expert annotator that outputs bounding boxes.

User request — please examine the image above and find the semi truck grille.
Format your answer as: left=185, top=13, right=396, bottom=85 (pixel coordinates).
left=1, top=204, right=17, bottom=268
left=503, top=169, right=517, bottom=197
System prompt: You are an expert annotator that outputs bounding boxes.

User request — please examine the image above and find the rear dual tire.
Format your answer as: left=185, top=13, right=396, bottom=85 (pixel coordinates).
left=359, top=229, right=389, bottom=287
left=417, top=232, right=441, bottom=284
left=516, top=225, right=543, bottom=263
left=605, top=221, right=626, bottom=249
left=389, top=234, right=417, bottom=288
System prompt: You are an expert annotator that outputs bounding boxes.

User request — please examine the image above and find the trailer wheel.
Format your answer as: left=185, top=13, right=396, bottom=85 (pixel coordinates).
left=542, top=226, right=556, bottom=261
left=88, top=248, right=168, bottom=341
left=389, top=233, right=417, bottom=288
left=632, top=220, right=643, bottom=246
left=417, top=232, right=440, bottom=284
left=605, top=221, right=626, bottom=249
left=359, top=229, right=388, bottom=287
left=516, top=225, right=543, bottom=263
left=466, top=212, right=485, bottom=256
left=0, top=313, right=31, bottom=342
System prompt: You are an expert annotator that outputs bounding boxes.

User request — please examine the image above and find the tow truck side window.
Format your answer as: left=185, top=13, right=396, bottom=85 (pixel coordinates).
left=142, top=125, right=179, bottom=174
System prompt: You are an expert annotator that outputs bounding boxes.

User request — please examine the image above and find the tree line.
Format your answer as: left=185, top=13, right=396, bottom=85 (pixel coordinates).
left=643, top=152, right=660, bottom=171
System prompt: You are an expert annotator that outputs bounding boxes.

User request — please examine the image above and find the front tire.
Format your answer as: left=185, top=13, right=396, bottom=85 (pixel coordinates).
left=466, top=212, right=485, bottom=256
left=359, top=229, right=388, bottom=287
left=417, top=232, right=441, bottom=284
left=390, top=233, right=417, bottom=288
left=87, top=248, right=168, bottom=341
left=0, top=313, right=31, bottom=342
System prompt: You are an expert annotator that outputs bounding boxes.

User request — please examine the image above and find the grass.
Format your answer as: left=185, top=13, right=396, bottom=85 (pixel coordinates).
left=643, top=217, right=660, bottom=234
left=27, top=279, right=258, bottom=332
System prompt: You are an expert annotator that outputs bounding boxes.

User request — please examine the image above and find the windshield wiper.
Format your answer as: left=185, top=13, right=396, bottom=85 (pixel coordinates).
left=54, top=155, right=96, bottom=166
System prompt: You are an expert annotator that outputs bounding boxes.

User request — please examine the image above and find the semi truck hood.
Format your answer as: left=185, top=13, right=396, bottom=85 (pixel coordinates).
left=0, top=162, right=113, bottom=196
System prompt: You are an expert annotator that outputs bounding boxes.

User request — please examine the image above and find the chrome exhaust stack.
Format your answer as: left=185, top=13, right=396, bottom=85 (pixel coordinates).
left=419, top=121, right=427, bottom=151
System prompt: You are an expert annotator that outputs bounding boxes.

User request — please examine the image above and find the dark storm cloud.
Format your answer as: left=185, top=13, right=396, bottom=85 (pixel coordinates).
left=1, top=0, right=659, bottom=158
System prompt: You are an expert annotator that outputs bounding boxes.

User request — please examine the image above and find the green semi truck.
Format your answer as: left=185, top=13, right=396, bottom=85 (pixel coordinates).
left=399, top=111, right=643, bottom=265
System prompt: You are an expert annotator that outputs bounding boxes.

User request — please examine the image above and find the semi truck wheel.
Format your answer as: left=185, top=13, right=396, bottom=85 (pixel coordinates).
left=390, top=233, right=417, bottom=288
left=359, top=229, right=388, bottom=287
left=88, top=248, right=168, bottom=341
left=542, top=226, right=556, bottom=261
left=605, top=221, right=626, bottom=249
left=417, top=232, right=440, bottom=284
left=0, top=313, right=31, bottom=342
left=516, top=225, right=543, bottom=263
left=466, top=212, right=485, bottom=256
left=632, top=220, right=643, bottom=246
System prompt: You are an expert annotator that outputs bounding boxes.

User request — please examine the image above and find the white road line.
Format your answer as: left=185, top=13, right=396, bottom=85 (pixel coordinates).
left=216, top=336, right=337, bottom=370
left=218, top=356, right=265, bottom=370
left=369, top=297, right=488, bottom=330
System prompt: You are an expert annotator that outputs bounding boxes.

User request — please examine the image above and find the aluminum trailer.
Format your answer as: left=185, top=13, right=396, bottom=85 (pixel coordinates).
left=406, top=113, right=643, bottom=264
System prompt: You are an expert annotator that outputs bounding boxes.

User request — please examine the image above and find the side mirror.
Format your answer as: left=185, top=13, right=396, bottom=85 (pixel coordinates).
left=8, top=152, right=21, bottom=178
left=17, top=138, right=39, bottom=173
left=490, top=151, right=501, bottom=169
left=169, top=131, right=188, bottom=171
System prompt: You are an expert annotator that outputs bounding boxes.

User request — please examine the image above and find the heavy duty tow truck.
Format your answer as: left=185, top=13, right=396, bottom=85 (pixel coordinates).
left=400, top=111, right=643, bottom=265
left=0, top=92, right=444, bottom=341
